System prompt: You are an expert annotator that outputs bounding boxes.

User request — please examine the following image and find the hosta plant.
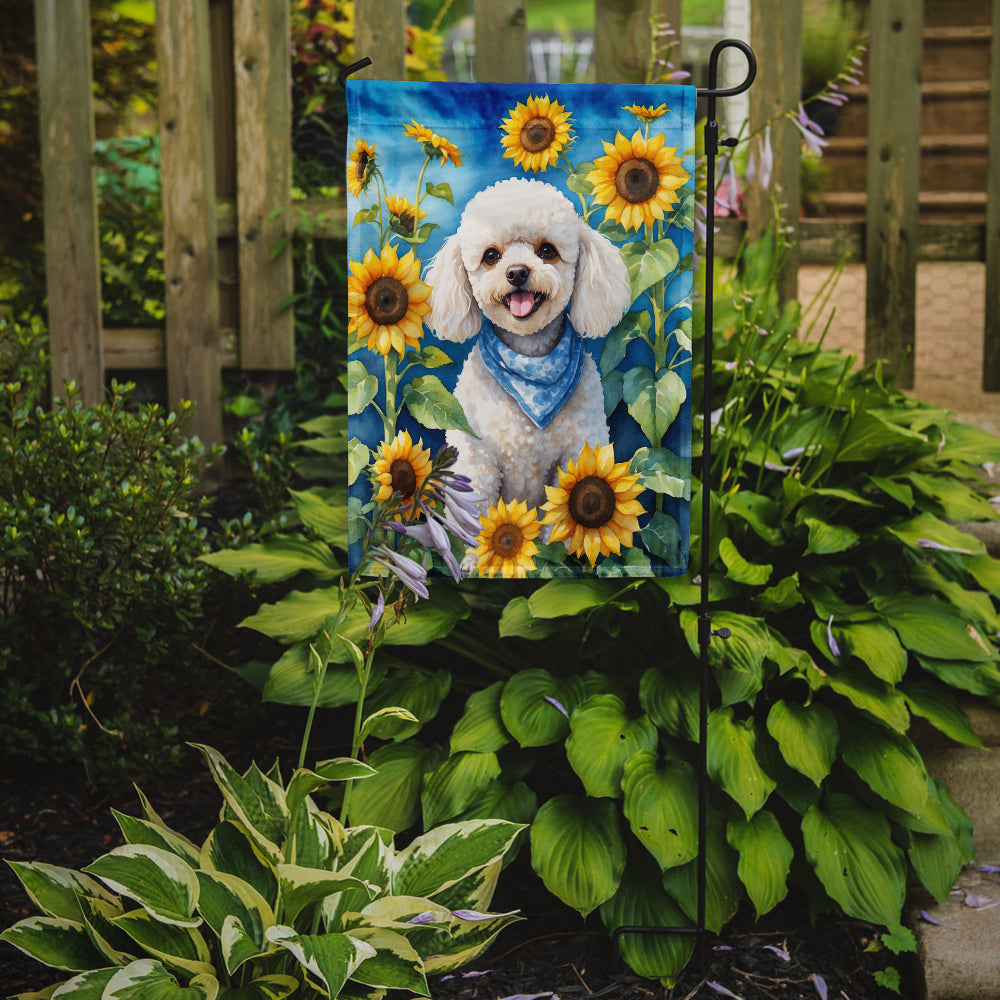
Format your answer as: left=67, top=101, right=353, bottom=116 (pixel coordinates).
left=1, top=744, right=523, bottom=999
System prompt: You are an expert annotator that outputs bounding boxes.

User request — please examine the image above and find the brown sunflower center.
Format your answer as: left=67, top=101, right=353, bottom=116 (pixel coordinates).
left=356, top=151, right=369, bottom=181
left=389, top=458, right=418, bottom=498
left=398, top=211, right=416, bottom=235
left=615, top=157, right=659, bottom=204
left=569, top=476, right=616, bottom=529
left=520, top=116, right=556, bottom=153
left=493, top=523, right=524, bottom=557
left=366, top=275, right=409, bottom=326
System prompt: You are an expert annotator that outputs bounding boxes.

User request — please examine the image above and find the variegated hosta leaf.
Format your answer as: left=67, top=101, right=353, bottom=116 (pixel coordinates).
left=200, top=822, right=279, bottom=910
left=191, top=745, right=288, bottom=863
left=566, top=695, right=658, bottom=798
left=802, top=793, right=906, bottom=926
left=265, top=925, right=376, bottom=998
left=421, top=906, right=523, bottom=975
left=765, top=700, right=838, bottom=786
left=214, top=975, right=299, bottom=1000
left=706, top=707, right=776, bottom=819
left=276, top=864, right=375, bottom=926
left=323, top=829, right=393, bottom=931
left=621, top=751, right=699, bottom=871
left=423, top=859, right=501, bottom=916
left=45, top=966, right=118, bottom=997
left=110, top=908, right=214, bottom=979
left=391, top=820, right=524, bottom=901
left=599, top=853, right=694, bottom=987
left=77, top=894, right=136, bottom=966
left=102, top=958, right=218, bottom=999
left=529, top=795, right=626, bottom=917
left=288, top=802, right=343, bottom=870
left=344, top=926, right=429, bottom=995
left=83, top=846, right=200, bottom=928
left=4, top=861, right=118, bottom=922
left=112, top=811, right=202, bottom=868
left=195, top=871, right=274, bottom=974
left=727, top=810, right=793, bottom=918
left=285, top=761, right=375, bottom=825
left=0, top=916, right=107, bottom=972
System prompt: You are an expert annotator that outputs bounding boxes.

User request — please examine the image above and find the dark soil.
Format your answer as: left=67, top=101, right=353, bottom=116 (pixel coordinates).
left=1, top=748, right=916, bottom=1000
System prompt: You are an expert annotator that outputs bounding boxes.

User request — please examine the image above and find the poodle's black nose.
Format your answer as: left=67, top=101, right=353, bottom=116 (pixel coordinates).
left=506, top=264, right=530, bottom=287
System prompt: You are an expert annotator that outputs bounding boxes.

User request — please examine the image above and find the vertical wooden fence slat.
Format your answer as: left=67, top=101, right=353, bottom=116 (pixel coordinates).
left=34, top=0, right=103, bottom=405
left=746, top=0, right=801, bottom=304
left=473, top=0, right=527, bottom=82
left=233, top=0, right=294, bottom=369
left=864, top=0, right=923, bottom=390
left=157, top=0, right=223, bottom=445
left=594, top=0, right=653, bottom=84
left=354, top=0, right=407, bottom=80
left=983, top=0, right=1000, bottom=390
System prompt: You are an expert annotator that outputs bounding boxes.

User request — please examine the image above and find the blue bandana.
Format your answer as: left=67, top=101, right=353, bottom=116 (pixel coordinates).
left=478, top=318, right=585, bottom=428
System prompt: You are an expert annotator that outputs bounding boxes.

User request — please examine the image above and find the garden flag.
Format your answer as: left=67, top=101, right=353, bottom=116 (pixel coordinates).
left=346, top=79, right=695, bottom=578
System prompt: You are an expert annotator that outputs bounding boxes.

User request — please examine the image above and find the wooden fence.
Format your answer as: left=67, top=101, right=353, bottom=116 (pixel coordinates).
left=33, top=0, right=1000, bottom=446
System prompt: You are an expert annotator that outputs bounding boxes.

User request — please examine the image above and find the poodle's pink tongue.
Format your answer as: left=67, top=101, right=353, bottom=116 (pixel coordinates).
left=509, top=290, right=534, bottom=317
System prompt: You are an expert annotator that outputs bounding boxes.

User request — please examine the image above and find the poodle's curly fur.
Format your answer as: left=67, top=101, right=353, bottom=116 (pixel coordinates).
left=425, top=177, right=632, bottom=518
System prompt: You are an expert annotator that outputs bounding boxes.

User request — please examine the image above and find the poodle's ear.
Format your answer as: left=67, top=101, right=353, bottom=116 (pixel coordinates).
left=570, top=224, right=633, bottom=338
left=424, top=234, right=482, bottom=343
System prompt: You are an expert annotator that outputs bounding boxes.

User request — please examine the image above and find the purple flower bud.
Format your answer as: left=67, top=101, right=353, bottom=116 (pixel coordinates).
left=827, top=615, right=841, bottom=658
left=544, top=695, right=569, bottom=717
left=367, top=590, right=385, bottom=631
left=373, top=545, right=429, bottom=600
left=812, top=974, right=828, bottom=1000
left=407, top=911, right=438, bottom=925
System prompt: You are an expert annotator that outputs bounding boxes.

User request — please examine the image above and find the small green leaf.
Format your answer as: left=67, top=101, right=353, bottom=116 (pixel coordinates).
left=623, top=366, right=687, bottom=446
left=347, top=360, right=378, bottom=415
left=642, top=511, right=683, bottom=565
left=600, top=311, right=651, bottom=375
left=425, top=181, right=454, bottom=204
left=719, top=537, right=772, bottom=586
left=401, top=375, right=476, bottom=435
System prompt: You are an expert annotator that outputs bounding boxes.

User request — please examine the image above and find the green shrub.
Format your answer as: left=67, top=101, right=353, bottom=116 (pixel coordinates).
left=0, top=316, right=220, bottom=783
left=1, top=743, right=524, bottom=998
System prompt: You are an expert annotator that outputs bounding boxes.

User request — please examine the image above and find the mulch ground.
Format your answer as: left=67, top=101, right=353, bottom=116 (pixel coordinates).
left=1, top=742, right=914, bottom=1000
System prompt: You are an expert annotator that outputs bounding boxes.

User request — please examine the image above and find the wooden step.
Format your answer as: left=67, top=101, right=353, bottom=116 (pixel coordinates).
left=833, top=80, right=991, bottom=138
left=921, top=0, right=992, bottom=28
left=813, top=189, right=987, bottom=222
left=821, top=134, right=989, bottom=193
left=922, top=25, right=993, bottom=83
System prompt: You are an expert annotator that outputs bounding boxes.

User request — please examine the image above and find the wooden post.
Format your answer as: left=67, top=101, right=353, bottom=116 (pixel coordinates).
left=473, top=0, right=527, bottom=83
left=747, top=0, right=801, bottom=305
left=34, top=0, right=104, bottom=405
left=594, top=0, right=653, bottom=84
left=864, top=0, right=923, bottom=389
left=233, top=0, right=294, bottom=369
left=354, top=0, right=407, bottom=80
left=157, top=0, right=223, bottom=445
left=983, top=0, right=1000, bottom=390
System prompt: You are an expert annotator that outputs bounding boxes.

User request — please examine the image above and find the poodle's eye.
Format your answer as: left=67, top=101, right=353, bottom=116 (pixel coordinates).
left=536, top=242, right=558, bottom=261
left=481, top=247, right=501, bottom=266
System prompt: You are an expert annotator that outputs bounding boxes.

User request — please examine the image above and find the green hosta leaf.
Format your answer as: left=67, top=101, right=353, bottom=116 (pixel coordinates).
left=718, top=536, right=772, bottom=586
left=886, top=511, right=985, bottom=556
left=362, top=667, right=451, bottom=740
left=421, top=751, right=502, bottom=828
left=621, top=751, right=698, bottom=870
left=907, top=472, right=998, bottom=521
left=347, top=360, right=378, bottom=415
left=265, top=926, right=375, bottom=998
left=498, top=596, right=566, bottom=639
left=277, top=865, right=374, bottom=925
left=803, top=517, right=859, bottom=556
left=725, top=491, right=784, bottom=546
left=639, top=664, right=699, bottom=742
left=811, top=662, right=910, bottom=732
left=834, top=621, right=907, bottom=683
left=916, top=655, right=1000, bottom=697
left=765, top=701, right=838, bottom=786
left=425, top=907, right=522, bottom=975
left=526, top=578, right=617, bottom=618
left=707, top=708, right=776, bottom=819
left=756, top=573, right=805, bottom=614
left=600, top=310, right=651, bottom=376
left=839, top=718, right=929, bottom=817
left=259, top=644, right=383, bottom=709
left=0, top=916, right=107, bottom=972
left=453, top=779, right=538, bottom=827
left=834, top=410, right=927, bottom=463
left=346, top=926, right=428, bottom=994
left=530, top=795, right=626, bottom=917
left=240, top=588, right=343, bottom=643
left=802, top=793, right=906, bottom=926
left=83, top=846, right=200, bottom=928
left=288, top=490, right=349, bottom=549
left=450, top=682, right=511, bottom=754
left=599, top=853, right=694, bottom=987
left=322, top=830, right=393, bottom=931
left=402, top=375, right=475, bottom=436
left=681, top=610, right=770, bottom=706
left=191, top=746, right=287, bottom=863
left=660, top=811, right=741, bottom=933
left=200, top=822, right=278, bottom=910
left=623, top=366, right=686, bottom=446
left=5, top=862, right=118, bottom=923
left=630, top=446, right=690, bottom=499
left=219, top=915, right=269, bottom=980
left=103, top=959, right=218, bottom=1000
left=908, top=783, right=967, bottom=906
left=347, top=740, right=442, bottom=832
left=622, top=237, right=680, bottom=301
left=392, top=819, right=524, bottom=900
left=200, top=536, right=340, bottom=585
left=901, top=680, right=982, bottom=748
left=111, top=909, right=214, bottom=978
left=727, top=811, right=793, bottom=918
left=216, top=975, right=299, bottom=1000
left=566, top=695, right=658, bottom=798
left=360, top=706, right=421, bottom=742
left=875, top=594, right=995, bottom=662
left=499, top=670, right=585, bottom=747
